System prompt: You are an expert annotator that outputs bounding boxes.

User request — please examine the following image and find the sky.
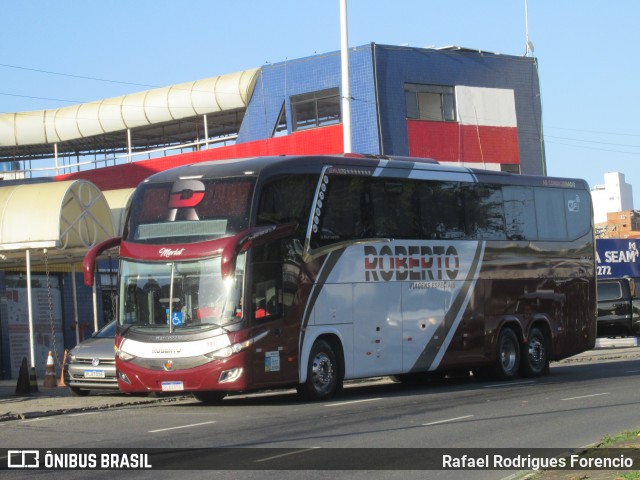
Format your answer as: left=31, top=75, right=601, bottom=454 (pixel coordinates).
left=2, top=1, right=639, bottom=205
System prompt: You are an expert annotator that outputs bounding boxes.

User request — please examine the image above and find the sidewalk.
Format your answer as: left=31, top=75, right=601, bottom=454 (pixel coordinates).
left=0, top=378, right=189, bottom=422
left=1, top=338, right=639, bottom=422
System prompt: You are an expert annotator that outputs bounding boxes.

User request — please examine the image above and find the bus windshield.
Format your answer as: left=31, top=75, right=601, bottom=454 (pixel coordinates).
left=119, top=253, right=245, bottom=332
left=125, top=177, right=255, bottom=244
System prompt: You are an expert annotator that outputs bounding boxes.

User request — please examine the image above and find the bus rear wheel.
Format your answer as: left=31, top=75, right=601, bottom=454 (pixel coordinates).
left=298, top=339, right=342, bottom=401
left=492, top=328, right=520, bottom=380
left=193, top=391, right=226, bottom=405
left=519, top=327, right=548, bottom=377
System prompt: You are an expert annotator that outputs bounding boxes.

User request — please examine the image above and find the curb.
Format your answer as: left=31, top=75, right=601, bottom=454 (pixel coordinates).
left=0, top=395, right=188, bottom=422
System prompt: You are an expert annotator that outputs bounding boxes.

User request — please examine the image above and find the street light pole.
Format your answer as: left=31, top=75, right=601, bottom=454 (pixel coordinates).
left=340, top=0, right=352, bottom=153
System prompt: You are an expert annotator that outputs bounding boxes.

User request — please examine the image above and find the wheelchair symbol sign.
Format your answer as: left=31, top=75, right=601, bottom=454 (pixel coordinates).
left=171, top=312, right=183, bottom=326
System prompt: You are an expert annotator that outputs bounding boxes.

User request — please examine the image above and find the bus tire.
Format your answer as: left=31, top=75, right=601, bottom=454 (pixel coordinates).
left=298, top=339, right=342, bottom=401
left=193, top=391, right=226, bottom=404
left=492, top=327, right=520, bottom=380
left=519, top=327, right=548, bottom=377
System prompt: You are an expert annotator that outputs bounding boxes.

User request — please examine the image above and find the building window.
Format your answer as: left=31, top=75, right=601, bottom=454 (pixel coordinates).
left=405, top=84, right=456, bottom=121
left=291, top=88, right=341, bottom=131
left=501, top=164, right=521, bottom=174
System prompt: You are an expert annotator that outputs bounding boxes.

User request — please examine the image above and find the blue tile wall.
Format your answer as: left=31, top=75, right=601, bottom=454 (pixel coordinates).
left=239, top=45, right=381, bottom=155
left=373, top=44, right=544, bottom=174
left=239, top=43, right=544, bottom=175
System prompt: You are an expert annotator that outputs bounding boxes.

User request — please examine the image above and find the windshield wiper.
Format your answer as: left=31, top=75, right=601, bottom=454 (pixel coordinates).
left=182, top=321, right=231, bottom=333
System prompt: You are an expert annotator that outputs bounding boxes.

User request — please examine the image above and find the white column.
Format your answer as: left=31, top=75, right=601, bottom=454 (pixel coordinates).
left=340, top=0, right=352, bottom=153
left=26, top=250, right=35, bottom=368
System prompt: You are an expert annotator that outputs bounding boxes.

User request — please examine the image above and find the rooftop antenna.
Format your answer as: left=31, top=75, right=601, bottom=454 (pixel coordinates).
left=524, top=0, right=534, bottom=56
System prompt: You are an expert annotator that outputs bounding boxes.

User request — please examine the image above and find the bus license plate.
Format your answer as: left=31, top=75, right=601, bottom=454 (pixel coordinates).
left=84, top=370, right=105, bottom=378
left=161, top=381, right=184, bottom=392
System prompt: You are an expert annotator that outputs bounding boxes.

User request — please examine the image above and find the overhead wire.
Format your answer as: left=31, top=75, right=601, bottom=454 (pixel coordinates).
left=0, top=62, right=161, bottom=89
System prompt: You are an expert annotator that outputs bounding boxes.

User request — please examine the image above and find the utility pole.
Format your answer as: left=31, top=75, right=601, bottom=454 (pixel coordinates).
left=340, top=0, right=352, bottom=153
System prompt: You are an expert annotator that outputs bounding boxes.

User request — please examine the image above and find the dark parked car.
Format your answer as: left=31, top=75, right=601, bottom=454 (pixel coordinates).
left=64, top=321, right=118, bottom=396
left=596, top=278, right=640, bottom=337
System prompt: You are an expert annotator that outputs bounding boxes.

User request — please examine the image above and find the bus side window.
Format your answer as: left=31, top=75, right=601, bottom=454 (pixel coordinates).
left=250, top=243, right=284, bottom=322
left=564, top=189, right=591, bottom=240
left=463, top=184, right=506, bottom=240
left=257, top=175, right=316, bottom=229
left=370, top=179, right=420, bottom=238
left=418, top=181, right=465, bottom=239
left=503, top=186, right=537, bottom=241
left=534, top=187, right=568, bottom=240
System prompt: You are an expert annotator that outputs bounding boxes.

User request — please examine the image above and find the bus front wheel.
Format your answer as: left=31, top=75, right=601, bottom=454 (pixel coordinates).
left=193, top=391, right=226, bottom=405
left=519, top=327, right=548, bottom=377
left=492, top=328, right=520, bottom=380
left=298, top=339, right=342, bottom=401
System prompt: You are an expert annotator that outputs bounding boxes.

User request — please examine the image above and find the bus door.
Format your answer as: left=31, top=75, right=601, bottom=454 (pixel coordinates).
left=247, top=240, right=301, bottom=387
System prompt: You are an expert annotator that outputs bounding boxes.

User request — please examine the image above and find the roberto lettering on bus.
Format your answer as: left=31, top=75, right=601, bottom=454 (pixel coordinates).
left=363, top=245, right=459, bottom=282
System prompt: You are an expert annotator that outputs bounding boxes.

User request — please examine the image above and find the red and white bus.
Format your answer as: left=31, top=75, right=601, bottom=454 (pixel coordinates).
left=84, top=154, right=596, bottom=402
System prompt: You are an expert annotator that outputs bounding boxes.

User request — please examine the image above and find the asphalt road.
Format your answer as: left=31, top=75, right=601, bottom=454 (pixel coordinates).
left=2, top=353, right=639, bottom=480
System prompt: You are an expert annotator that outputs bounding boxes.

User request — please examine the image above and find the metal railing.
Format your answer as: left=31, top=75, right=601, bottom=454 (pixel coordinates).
left=8, top=134, right=239, bottom=180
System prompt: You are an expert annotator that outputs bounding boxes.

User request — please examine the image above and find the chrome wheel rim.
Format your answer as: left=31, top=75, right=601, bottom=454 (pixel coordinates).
left=528, top=336, right=545, bottom=368
left=501, top=338, right=517, bottom=372
left=311, top=352, right=334, bottom=392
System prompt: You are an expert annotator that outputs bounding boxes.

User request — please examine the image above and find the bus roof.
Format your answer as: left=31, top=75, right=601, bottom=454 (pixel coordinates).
left=139, top=154, right=590, bottom=191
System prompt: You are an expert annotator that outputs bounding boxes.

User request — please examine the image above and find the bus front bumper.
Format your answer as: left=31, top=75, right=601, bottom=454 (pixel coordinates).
left=116, top=355, right=248, bottom=393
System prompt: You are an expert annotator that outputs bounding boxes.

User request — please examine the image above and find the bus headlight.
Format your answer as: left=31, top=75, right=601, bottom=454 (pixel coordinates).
left=117, top=348, right=135, bottom=362
left=205, top=342, right=246, bottom=360
left=204, top=331, right=269, bottom=360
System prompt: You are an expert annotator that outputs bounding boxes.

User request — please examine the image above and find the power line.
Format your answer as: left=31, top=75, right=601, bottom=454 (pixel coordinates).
left=545, top=135, right=640, bottom=150
left=545, top=139, right=640, bottom=156
left=0, top=92, right=83, bottom=104
left=0, top=62, right=160, bottom=89
left=545, top=124, right=640, bottom=138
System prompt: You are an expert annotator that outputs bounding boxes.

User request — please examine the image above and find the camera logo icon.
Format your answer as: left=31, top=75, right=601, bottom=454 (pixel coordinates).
left=7, top=450, right=40, bottom=468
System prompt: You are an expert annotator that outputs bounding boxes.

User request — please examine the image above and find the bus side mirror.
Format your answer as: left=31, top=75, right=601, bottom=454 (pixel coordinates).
left=220, top=223, right=298, bottom=278
left=83, top=237, right=122, bottom=286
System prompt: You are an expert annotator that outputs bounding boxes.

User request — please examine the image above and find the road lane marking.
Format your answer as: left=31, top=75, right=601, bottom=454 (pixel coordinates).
left=148, top=420, right=216, bottom=433
left=482, top=380, right=536, bottom=388
left=255, top=447, right=320, bottom=463
left=422, top=415, right=474, bottom=426
left=325, top=398, right=383, bottom=407
left=561, top=392, right=610, bottom=401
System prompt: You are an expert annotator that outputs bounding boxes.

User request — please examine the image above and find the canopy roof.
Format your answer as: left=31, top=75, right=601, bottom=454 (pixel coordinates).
left=0, top=180, right=115, bottom=268
left=103, top=187, right=134, bottom=237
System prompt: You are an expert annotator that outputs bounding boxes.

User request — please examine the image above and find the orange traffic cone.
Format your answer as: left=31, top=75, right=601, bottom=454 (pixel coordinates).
left=43, top=351, right=57, bottom=388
